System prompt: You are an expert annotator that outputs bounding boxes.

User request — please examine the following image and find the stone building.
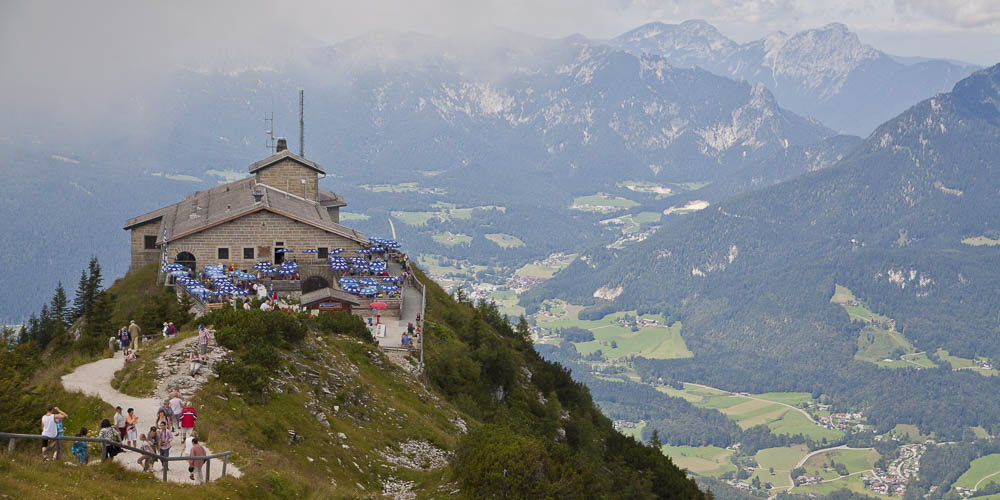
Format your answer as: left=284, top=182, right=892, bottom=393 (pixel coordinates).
left=124, top=139, right=367, bottom=293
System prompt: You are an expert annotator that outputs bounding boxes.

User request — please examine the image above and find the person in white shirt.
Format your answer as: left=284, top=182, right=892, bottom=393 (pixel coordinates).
left=40, top=405, right=67, bottom=461
left=168, top=393, right=184, bottom=431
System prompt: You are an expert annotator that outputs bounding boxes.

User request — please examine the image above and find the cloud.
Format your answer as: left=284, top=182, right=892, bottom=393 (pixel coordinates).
left=895, top=0, right=1000, bottom=28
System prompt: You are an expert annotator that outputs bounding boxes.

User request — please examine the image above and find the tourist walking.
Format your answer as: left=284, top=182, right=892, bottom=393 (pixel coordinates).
left=179, top=402, right=197, bottom=441
left=40, top=405, right=66, bottom=461
left=169, top=322, right=176, bottom=336
left=128, top=320, right=141, bottom=349
left=125, top=408, right=139, bottom=448
left=157, top=421, right=173, bottom=471
left=158, top=400, right=175, bottom=431
left=168, top=392, right=184, bottom=430
left=186, top=437, right=207, bottom=483
left=98, top=419, right=121, bottom=462
left=162, top=322, right=169, bottom=338
left=197, top=324, right=211, bottom=354
left=71, top=428, right=89, bottom=465
left=138, top=434, right=156, bottom=472
left=113, top=406, right=126, bottom=441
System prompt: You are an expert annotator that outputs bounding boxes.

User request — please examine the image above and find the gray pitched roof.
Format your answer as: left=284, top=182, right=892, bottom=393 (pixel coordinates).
left=123, top=177, right=365, bottom=245
left=300, top=287, right=361, bottom=307
left=247, top=150, right=325, bottom=175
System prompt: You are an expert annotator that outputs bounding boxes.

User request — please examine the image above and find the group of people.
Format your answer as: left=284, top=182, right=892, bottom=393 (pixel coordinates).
left=42, top=393, right=209, bottom=483
left=110, top=320, right=142, bottom=352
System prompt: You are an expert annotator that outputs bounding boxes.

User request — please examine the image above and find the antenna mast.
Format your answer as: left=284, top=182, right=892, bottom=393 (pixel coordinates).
left=264, top=111, right=275, bottom=153
left=299, top=89, right=305, bottom=157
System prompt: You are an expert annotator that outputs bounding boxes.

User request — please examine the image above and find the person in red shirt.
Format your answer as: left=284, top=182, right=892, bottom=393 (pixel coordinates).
left=179, top=403, right=198, bottom=441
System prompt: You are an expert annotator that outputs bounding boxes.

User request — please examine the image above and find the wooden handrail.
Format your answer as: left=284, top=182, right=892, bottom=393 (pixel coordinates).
left=1, top=432, right=233, bottom=482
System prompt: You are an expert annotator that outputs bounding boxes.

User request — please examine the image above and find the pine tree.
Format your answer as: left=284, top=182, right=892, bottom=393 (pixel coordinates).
left=649, top=429, right=662, bottom=448
left=37, top=304, right=54, bottom=349
left=79, top=291, right=114, bottom=355
left=50, top=281, right=69, bottom=328
left=24, top=313, right=39, bottom=346
left=71, top=269, right=90, bottom=321
left=87, top=257, right=103, bottom=297
left=515, top=315, right=531, bottom=343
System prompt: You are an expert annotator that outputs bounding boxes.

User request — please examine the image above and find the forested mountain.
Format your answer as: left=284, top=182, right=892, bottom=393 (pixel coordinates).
left=610, top=20, right=978, bottom=136
left=527, top=64, right=1000, bottom=438
left=1, top=30, right=833, bottom=322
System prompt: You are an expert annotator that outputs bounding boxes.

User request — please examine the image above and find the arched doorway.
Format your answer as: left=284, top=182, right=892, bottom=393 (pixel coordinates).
left=302, top=275, right=330, bottom=294
left=176, top=251, right=196, bottom=272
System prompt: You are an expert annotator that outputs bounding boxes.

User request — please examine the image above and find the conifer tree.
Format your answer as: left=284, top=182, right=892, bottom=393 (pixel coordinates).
left=87, top=257, right=103, bottom=297
left=24, top=313, right=39, bottom=346
left=37, top=304, right=53, bottom=349
left=516, top=315, right=532, bottom=343
left=50, top=281, right=69, bottom=328
left=79, top=291, right=114, bottom=355
left=649, top=429, right=662, bottom=448
left=71, top=269, right=90, bottom=321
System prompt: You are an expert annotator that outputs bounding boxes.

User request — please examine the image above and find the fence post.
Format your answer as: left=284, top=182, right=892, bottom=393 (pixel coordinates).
left=205, top=458, right=211, bottom=483
left=222, top=455, right=228, bottom=478
left=7, top=438, right=14, bottom=453
left=162, top=461, right=168, bottom=482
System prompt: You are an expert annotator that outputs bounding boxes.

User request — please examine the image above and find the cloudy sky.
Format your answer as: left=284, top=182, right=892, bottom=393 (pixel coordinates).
left=0, top=0, right=996, bottom=138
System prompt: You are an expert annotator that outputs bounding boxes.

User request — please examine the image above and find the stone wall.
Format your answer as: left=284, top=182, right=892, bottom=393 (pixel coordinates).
left=129, top=220, right=163, bottom=271
left=166, top=210, right=364, bottom=273
left=254, top=159, right=319, bottom=201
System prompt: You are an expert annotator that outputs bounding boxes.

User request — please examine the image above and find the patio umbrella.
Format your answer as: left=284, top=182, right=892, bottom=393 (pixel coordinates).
left=253, top=261, right=273, bottom=270
left=302, top=249, right=319, bottom=254
left=276, top=248, right=294, bottom=253
left=369, top=301, right=388, bottom=309
left=380, top=284, right=398, bottom=292
left=382, top=240, right=400, bottom=249
left=359, top=278, right=378, bottom=287
left=164, top=263, right=186, bottom=271
left=359, top=286, right=378, bottom=296
left=342, top=283, right=360, bottom=294
left=329, top=248, right=344, bottom=255
left=169, top=270, right=189, bottom=277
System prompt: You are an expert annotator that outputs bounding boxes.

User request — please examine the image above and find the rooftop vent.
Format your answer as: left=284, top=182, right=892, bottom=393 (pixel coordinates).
left=276, top=137, right=287, bottom=152
left=252, top=190, right=264, bottom=203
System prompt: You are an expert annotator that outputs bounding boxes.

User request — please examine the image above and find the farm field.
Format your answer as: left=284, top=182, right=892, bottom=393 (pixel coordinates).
left=600, top=211, right=663, bottom=233
left=488, top=289, right=525, bottom=318
left=392, top=204, right=505, bottom=226
left=890, top=424, right=929, bottom=442
left=515, top=254, right=578, bottom=278
left=416, top=254, right=489, bottom=278
left=955, top=454, right=1000, bottom=490
left=484, top=233, right=525, bottom=248
left=962, top=236, right=1000, bottom=246
left=653, top=384, right=840, bottom=441
left=663, top=200, right=710, bottom=215
left=661, top=445, right=736, bottom=477
left=620, top=180, right=674, bottom=197
left=432, top=231, right=473, bottom=246
left=534, top=303, right=692, bottom=360
left=936, top=349, right=998, bottom=376
left=802, top=448, right=879, bottom=479
left=834, top=285, right=933, bottom=368
left=569, top=192, right=639, bottom=212
left=794, top=473, right=892, bottom=499
left=619, top=421, right=646, bottom=441
left=750, top=445, right=810, bottom=488
left=360, top=182, right=446, bottom=194
left=339, top=211, right=370, bottom=221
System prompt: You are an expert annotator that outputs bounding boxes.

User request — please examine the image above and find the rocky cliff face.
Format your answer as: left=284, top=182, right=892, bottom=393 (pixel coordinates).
left=611, top=20, right=979, bottom=135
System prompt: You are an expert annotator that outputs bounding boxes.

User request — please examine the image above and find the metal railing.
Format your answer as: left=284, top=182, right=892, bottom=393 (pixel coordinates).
left=1, top=432, right=232, bottom=483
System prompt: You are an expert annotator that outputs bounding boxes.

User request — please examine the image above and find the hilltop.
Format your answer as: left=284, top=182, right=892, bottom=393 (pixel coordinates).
left=1, top=263, right=705, bottom=498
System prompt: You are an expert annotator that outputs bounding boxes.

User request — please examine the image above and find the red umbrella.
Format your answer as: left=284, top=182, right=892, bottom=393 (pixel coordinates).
left=370, top=301, right=388, bottom=309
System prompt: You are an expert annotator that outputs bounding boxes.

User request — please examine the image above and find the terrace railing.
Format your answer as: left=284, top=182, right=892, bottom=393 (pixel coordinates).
left=1, top=432, right=233, bottom=483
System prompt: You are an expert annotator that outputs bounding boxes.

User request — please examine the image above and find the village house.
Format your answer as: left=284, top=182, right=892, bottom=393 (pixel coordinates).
left=124, top=139, right=368, bottom=300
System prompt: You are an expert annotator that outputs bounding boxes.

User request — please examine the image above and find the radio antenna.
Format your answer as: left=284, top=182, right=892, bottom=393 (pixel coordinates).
left=299, top=89, right=305, bottom=157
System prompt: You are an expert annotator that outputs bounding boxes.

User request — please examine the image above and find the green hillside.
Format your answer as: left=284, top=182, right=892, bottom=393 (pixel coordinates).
left=526, top=64, right=1000, bottom=441
left=1, top=265, right=705, bottom=498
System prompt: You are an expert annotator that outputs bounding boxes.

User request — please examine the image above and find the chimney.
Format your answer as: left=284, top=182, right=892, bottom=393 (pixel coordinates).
left=252, top=189, right=264, bottom=203
left=276, top=137, right=287, bottom=152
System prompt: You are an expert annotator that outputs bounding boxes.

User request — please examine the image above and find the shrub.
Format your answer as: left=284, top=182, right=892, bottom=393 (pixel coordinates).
left=315, top=311, right=371, bottom=342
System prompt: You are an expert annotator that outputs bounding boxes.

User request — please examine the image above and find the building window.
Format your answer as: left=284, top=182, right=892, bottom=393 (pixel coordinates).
left=243, top=247, right=254, bottom=259
left=217, top=248, right=229, bottom=260
left=275, top=241, right=284, bottom=246
left=318, top=247, right=328, bottom=259
left=144, top=235, right=157, bottom=250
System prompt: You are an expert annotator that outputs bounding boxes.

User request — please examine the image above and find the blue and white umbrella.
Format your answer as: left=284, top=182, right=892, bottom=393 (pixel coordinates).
left=339, top=277, right=358, bottom=285
left=302, top=249, right=318, bottom=254
left=369, top=261, right=387, bottom=274
left=380, top=284, right=399, bottom=292
left=382, top=240, right=400, bottom=249
left=329, top=259, right=348, bottom=271
left=342, top=283, right=360, bottom=294
left=164, top=263, right=186, bottom=271
left=253, top=261, right=273, bottom=270
left=169, top=270, right=189, bottom=277
left=359, top=277, right=379, bottom=287
left=359, top=286, right=378, bottom=296
left=329, top=248, right=344, bottom=255
left=382, top=276, right=400, bottom=283
left=276, top=248, right=294, bottom=254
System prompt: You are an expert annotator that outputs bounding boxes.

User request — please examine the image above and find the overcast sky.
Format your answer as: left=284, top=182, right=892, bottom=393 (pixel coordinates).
left=1, top=0, right=997, bottom=139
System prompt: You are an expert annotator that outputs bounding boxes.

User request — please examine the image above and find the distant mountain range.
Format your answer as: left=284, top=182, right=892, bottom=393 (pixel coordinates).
left=1, top=32, right=833, bottom=321
left=610, top=20, right=979, bottom=136
left=527, top=64, right=1000, bottom=438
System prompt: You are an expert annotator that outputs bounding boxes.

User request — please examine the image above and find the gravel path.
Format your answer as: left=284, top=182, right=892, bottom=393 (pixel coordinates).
left=61, top=338, right=241, bottom=483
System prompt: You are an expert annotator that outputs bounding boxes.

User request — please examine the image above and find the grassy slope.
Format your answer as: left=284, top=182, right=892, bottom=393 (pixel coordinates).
left=6, top=266, right=706, bottom=498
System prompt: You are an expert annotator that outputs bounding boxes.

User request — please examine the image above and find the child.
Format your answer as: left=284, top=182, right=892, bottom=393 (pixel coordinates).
left=138, top=434, right=156, bottom=472
left=71, top=428, right=89, bottom=465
